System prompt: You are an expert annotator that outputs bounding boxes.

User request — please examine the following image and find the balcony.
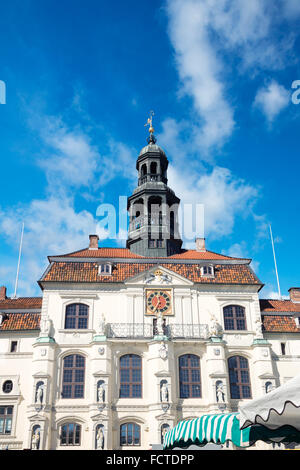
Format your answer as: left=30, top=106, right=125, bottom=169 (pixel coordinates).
left=106, top=323, right=209, bottom=340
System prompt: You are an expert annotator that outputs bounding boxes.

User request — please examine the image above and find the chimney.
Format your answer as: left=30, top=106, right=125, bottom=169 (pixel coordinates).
left=289, top=288, right=300, bottom=303
left=195, top=238, right=206, bottom=252
left=0, top=286, right=7, bottom=300
left=89, top=234, right=99, bottom=250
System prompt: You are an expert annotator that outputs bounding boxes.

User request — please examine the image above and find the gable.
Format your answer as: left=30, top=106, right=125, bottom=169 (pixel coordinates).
left=124, top=265, right=194, bottom=287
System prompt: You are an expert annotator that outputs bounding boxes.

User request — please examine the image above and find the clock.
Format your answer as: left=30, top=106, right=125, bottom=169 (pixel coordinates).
left=146, top=289, right=172, bottom=315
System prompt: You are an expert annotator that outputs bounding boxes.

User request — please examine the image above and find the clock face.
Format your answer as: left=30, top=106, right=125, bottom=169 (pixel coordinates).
left=146, top=290, right=172, bottom=315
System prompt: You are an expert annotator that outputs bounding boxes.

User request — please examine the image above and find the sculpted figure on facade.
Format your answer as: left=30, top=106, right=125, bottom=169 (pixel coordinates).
left=97, top=382, right=105, bottom=403
left=31, top=428, right=40, bottom=450
left=144, top=270, right=172, bottom=285
left=96, top=427, right=104, bottom=450
left=216, top=382, right=225, bottom=403
left=254, top=317, right=264, bottom=339
left=35, top=383, right=44, bottom=405
left=159, top=342, right=168, bottom=360
left=266, top=381, right=274, bottom=394
left=98, top=312, right=106, bottom=336
left=161, top=424, right=170, bottom=443
left=208, top=313, right=223, bottom=338
left=161, top=382, right=169, bottom=402
left=39, top=315, right=52, bottom=337
left=156, top=312, right=164, bottom=336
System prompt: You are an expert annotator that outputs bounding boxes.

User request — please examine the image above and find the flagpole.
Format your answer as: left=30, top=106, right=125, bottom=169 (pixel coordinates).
left=269, top=224, right=281, bottom=300
left=13, top=222, right=24, bottom=299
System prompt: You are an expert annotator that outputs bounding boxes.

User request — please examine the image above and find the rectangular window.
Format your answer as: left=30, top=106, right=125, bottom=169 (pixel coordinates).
left=10, top=341, right=18, bottom=353
left=281, top=343, right=286, bottom=356
left=0, top=407, right=13, bottom=435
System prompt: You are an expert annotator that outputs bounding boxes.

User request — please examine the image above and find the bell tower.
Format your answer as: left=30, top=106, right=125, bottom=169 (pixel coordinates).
left=126, top=113, right=183, bottom=257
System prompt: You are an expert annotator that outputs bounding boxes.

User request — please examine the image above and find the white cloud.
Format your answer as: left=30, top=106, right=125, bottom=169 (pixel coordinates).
left=0, top=197, right=101, bottom=295
left=168, top=164, right=259, bottom=242
left=165, top=0, right=299, bottom=152
left=225, top=242, right=248, bottom=259
left=260, top=285, right=289, bottom=300
left=0, top=111, right=136, bottom=296
left=166, top=0, right=235, bottom=153
left=254, top=81, right=290, bottom=122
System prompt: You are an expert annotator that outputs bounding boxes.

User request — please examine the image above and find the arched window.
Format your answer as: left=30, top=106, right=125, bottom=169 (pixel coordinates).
left=161, top=424, right=170, bottom=444
left=223, top=305, right=247, bottom=331
left=228, top=356, right=252, bottom=399
left=150, top=161, right=157, bottom=174
left=120, top=423, right=141, bottom=446
left=65, top=303, right=89, bottom=329
left=62, top=354, right=85, bottom=399
left=179, top=354, right=201, bottom=398
left=141, top=164, right=147, bottom=176
left=60, top=423, right=81, bottom=446
left=119, top=354, right=142, bottom=398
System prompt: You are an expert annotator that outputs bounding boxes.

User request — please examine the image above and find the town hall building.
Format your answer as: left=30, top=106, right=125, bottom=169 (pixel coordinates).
left=0, top=126, right=300, bottom=450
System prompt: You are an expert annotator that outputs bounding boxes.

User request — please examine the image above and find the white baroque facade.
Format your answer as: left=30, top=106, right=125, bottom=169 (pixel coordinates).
left=0, top=134, right=299, bottom=450
left=1, top=253, right=300, bottom=450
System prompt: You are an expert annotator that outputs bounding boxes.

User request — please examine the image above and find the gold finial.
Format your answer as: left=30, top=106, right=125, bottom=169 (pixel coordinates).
left=145, top=110, right=155, bottom=134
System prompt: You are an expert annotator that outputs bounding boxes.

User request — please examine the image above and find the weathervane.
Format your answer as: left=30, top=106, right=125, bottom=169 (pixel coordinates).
left=144, top=110, right=156, bottom=143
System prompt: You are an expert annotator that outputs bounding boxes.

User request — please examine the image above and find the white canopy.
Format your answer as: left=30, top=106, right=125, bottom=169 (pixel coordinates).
left=239, top=374, right=300, bottom=431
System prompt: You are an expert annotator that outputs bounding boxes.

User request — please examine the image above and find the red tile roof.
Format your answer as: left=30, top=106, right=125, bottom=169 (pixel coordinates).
left=52, top=247, right=248, bottom=261
left=262, top=315, right=299, bottom=333
left=0, top=313, right=40, bottom=331
left=41, top=261, right=260, bottom=285
left=0, top=297, right=42, bottom=310
left=260, top=299, right=300, bottom=313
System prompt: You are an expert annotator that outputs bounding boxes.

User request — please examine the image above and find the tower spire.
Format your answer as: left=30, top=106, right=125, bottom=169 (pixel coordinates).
left=144, top=110, right=156, bottom=144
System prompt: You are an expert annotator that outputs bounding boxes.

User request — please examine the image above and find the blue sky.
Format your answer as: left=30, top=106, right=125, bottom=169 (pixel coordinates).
left=0, top=0, right=299, bottom=298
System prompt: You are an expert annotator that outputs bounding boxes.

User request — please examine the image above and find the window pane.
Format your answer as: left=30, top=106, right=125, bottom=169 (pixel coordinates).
left=134, top=425, right=140, bottom=445
left=179, top=354, right=201, bottom=399
left=120, top=355, right=142, bottom=398
left=64, top=356, right=74, bottom=367
left=120, top=384, right=130, bottom=398
left=63, top=370, right=73, bottom=383
left=74, top=385, right=84, bottom=398
left=228, top=356, right=251, bottom=399
left=132, top=385, right=141, bottom=397
left=192, top=384, right=201, bottom=397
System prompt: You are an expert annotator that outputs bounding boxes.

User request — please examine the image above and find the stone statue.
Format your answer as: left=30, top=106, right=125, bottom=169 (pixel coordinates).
left=39, top=315, right=51, bottom=337
left=144, top=270, right=172, bottom=285
left=159, top=343, right=168, bottom=360
left=98, top=313, right=106, bottom=336
left=156, top=312, right=164, bottom=336
left=161, top=383, right=169, bottom=402
left=161, top=425, right=170, bottom=443
left=255, top=318, right=264, bottom=339
left=209, top=314, right=223, bottom=338
left=145, top=273, right=155, bottom=284
left=216, top=382, right=225, bottom=403
left=31, top=428, right=40, bottom=450
left=96, top=427, right=104, bottom=450
left=160, top=273, right=172, bottom=284
left=35, top=384, right=44, bottom=404
left=97, top=383, right=105, bottom=403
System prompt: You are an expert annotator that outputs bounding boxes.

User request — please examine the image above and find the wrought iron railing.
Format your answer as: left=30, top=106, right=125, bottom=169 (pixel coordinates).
left=107, top=323, right=153, bottom=338
left=169, top=324, right=209, bottom=339
left=106, top=323, right=208, bottom=340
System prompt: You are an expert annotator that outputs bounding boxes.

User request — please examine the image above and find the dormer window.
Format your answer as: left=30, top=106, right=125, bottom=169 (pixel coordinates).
left=98, top=263, right=112, bottom=275
left=200, top=265, right=214, bottom=277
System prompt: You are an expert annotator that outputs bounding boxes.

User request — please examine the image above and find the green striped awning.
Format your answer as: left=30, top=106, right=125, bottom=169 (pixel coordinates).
left=163, top=413, right=300, bottom=449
